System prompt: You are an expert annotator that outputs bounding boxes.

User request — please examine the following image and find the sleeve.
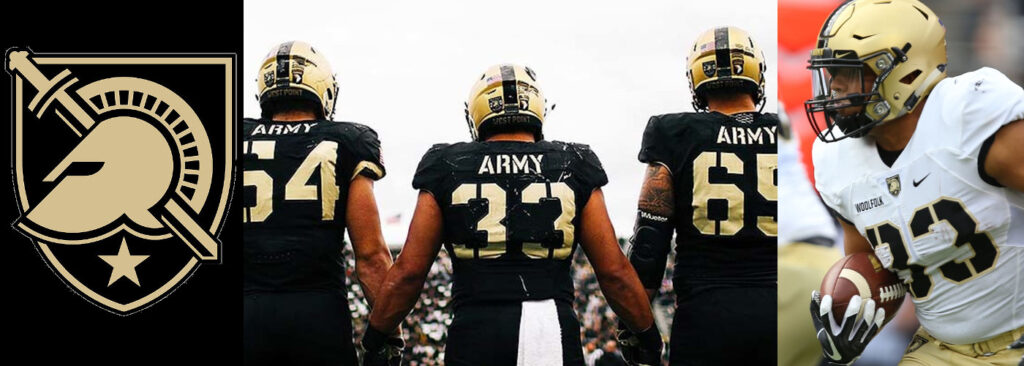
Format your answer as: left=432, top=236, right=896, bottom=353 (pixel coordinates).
left=344, top=124, right=386, bottom=181
left=826, top=205, right=854, bottom=226
left=638, top=115, right=672, bottom=166
left=951, top=68, right=1024, bottom=154
left=944, top=68, right=1024, bottom=187
left=411, top=144, right=450, bottom=194
left=242, top=118, right=258, bottom=137
left=811, top=137, right=849, bottom=222
left=570, top=143, right=609, bottom=190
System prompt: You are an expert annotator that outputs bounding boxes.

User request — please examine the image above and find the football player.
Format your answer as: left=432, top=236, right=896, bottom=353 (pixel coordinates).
left=804, top=0, right=1024, bottom=365
left=622, top=26, right=778, bottom=365
left=243, top=41, right=398, bottom=365
left=361, top=64, right=663, bottom=366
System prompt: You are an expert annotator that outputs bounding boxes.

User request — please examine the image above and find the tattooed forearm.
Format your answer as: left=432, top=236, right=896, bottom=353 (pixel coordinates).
left=638, top=164, right=674, bottom=217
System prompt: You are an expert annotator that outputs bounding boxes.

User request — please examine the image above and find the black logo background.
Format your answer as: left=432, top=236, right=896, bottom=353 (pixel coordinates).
left=16, top=60, right=231, bottom=308
left=1, top=1, right=242, bottom=363
left=703, top=60, right=716, bottom=77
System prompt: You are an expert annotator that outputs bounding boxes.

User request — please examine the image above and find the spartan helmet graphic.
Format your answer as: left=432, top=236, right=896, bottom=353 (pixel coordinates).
left=887, top=175, right=901, bottom=197
left=7, top=49, right=232, bottom=314
left=24, top=116, right=175, bottom=239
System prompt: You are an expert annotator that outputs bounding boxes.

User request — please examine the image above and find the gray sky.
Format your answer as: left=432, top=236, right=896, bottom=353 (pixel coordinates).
left=244, top=0, right=778, bottom=244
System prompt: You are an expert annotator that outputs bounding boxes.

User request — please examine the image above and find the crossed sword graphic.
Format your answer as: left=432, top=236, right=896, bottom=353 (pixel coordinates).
left=8, top=50, right=219, bottom=261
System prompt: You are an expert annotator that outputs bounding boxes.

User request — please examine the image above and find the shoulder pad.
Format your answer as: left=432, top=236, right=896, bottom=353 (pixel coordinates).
left=811, top=137, right=841, bottom=211
left=242, top=118, right=261, bottom=137
left=324, top=121, right=386, bottom=180
left=638, top=114, right=681, bottom=165
left=756, top=112, right=780, bottom=124
left=650, top=112, right=692, bottom=124
left=811, top=136, right=875, bottom=218
left=412, top=143, right=454, bottom=192
left=557, top=141, right=608, bottom=189
left=933, top=68, right=1024, bottom=154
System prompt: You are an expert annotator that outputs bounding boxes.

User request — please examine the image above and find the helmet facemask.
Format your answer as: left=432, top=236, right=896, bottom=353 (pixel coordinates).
left=803, top=0, right=948, bottom=143
left=806, top=49, right=897, bottom=142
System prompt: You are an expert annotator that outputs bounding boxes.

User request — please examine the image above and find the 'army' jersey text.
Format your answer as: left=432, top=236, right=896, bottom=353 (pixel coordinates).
left=413, top=140, right=607, bottom=306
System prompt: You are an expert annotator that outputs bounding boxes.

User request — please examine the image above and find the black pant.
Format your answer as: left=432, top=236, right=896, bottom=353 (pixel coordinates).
left=444, top=299, right=585, bottom=366
left=670, top=286, right=777, bottom=366
left=244, top=290, right=358, bottom=366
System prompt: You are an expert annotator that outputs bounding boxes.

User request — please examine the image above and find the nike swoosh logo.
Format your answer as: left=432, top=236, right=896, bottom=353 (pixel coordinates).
left=818, top=329, right=842, bottom=360
left=913, top=173, right=930, bottom=187
left=834, top=51, right=855, bottom=59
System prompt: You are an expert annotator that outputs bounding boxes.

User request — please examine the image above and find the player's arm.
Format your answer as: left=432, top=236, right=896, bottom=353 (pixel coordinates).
left=983, top=119, right=1024, bottom=193
left=361, top=191, right=441, bottom=364
left=580, top=189, right=654, bottom=332
left=581, top=188, right=664, bottom=363
left=367, top=191, right=444, bottom=334
left=346, top=175, right=394, bottom=307
left=627, top=164, right=675, bottom=300
left=840, top=219, right=872, bottom=255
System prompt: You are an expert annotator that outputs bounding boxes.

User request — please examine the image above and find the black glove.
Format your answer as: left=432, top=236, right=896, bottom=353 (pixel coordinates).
left=1008, top=333, right=1023, bottom=366
left=617, top=321, right=663, bottom=366
left=360, top=325, right=404, bottom=366
left=810, top=290, right=885, bottom=366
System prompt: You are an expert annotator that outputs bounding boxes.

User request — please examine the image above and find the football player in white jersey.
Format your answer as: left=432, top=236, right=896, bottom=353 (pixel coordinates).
left=803, top=0, right=1024, bottom=365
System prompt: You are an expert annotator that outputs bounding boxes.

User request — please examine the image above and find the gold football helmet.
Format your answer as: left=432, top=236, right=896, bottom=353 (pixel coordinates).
left=805, top=0, right=947, bottom=142
left=686, top=26, right=767, bottom=111
left=256, top=41, right=339, bottom=119
left=465, top=64, right=547, bottom=141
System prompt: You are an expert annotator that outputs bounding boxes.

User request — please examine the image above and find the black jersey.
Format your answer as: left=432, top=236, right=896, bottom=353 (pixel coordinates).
left=639, top=112, right=777, bottom=288
left=413, top=140, right=608, bottom=306
left=243, top=118, right=385, bottom=293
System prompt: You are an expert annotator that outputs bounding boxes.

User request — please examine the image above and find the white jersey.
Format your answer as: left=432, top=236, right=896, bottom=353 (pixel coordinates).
left=813, top=68, right=1024, bottom=344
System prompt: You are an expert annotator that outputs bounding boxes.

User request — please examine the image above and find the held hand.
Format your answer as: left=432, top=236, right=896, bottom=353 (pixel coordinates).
left=617, top=322, right=664, bottom=366
left=361, top=326, right=405, bottom=366
left=810, top=290, right=885, bottom=366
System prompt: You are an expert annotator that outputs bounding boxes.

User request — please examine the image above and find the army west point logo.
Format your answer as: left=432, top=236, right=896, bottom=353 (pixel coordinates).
left=886, top=174, right=901, bottom=197
left=6, top=49, right=234, bottom=314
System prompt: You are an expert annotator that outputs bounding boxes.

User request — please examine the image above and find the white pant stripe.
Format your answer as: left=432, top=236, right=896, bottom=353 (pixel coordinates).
left=517, top=299, right=563, bottom=366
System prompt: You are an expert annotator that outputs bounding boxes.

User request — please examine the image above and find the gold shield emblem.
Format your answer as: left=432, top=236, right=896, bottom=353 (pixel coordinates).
left=7, top=49, right=234, bottom=314
left=886, top=175, right=901, bottom=197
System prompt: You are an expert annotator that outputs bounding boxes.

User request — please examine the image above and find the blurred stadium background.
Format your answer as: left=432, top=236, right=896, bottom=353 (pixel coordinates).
left=779, top=0, right=1024, bottom=365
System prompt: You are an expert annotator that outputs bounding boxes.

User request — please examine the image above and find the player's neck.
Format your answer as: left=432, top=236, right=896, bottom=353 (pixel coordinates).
left=706, top=95, right=756, bottom=115
left=271, top=109, right=318, bottom=122
left=485, top=131, right=536, bottom=142
left=870, top=97, right=927, bottom=151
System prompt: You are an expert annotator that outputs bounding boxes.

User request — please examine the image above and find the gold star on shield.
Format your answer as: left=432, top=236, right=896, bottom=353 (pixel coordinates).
left=99, top=238, right=149, bottom=287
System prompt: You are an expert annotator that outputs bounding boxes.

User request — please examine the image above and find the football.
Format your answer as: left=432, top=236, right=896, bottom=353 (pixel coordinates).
left=820, top=252, right=906, bottom=325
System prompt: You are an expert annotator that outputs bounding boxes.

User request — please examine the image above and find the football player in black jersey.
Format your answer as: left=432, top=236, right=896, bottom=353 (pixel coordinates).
left=621, top=26, right=778, bottom=365
left=243, top=41, right=398, bottom=365
left=360, top=64, right=663, bottom=366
